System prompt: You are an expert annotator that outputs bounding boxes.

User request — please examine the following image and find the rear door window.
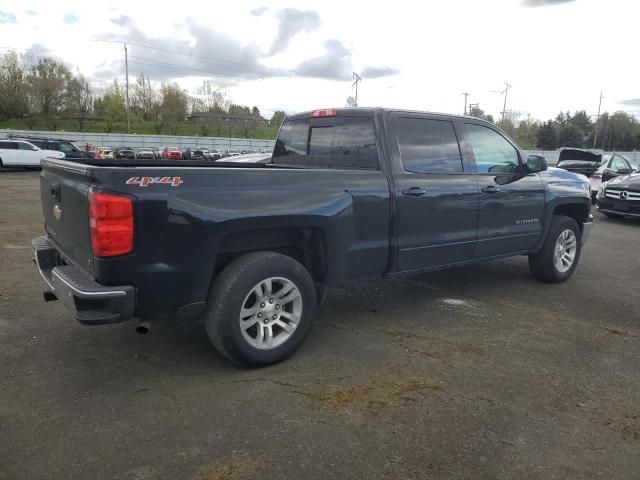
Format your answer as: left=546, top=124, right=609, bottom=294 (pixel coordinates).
left=0, top=141, right=18, bottom=149
left=273, top=117, right=378, bottom=169
left=395, top=117, right=463, bottom=173
left=18, top=142, right=37, bottom=151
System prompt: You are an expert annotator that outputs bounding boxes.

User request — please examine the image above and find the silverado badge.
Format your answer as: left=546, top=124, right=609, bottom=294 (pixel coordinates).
left=53, top=204, right=62, bottom=221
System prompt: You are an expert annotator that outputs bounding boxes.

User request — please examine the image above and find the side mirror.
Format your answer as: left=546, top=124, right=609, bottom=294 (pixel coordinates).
left=526, top=154, right=547, bottom=173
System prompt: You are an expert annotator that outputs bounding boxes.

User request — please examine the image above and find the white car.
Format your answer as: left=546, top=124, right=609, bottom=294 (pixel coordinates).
left=0, top=139, right=65, bottom=167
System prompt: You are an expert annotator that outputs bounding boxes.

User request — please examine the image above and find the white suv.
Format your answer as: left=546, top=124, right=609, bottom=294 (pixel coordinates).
left=0, top=140, right=65, bottom=167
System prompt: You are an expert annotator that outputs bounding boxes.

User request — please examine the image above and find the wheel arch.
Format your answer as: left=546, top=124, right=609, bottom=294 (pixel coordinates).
left=209, top=225, right=328, bottom=301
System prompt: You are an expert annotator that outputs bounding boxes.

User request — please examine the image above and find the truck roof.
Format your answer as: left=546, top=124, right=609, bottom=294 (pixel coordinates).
left=286, top=107, right=495, bottom=125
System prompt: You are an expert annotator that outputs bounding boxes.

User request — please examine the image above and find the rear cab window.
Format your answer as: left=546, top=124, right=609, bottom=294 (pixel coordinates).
left=394, top=117, right=464, bottom=174
left=0, top=141, right=18, bottom=150
left=273, top=115, right=379, bottom=169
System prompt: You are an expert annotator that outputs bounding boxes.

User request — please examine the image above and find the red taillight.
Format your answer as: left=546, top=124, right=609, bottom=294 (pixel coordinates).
left=310, top=108, right=337, bottom=118
left=88, top=189, right=134, bottom=257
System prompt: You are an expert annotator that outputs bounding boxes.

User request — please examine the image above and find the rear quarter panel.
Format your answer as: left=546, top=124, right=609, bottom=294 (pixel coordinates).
left=90, top=167, right=391, bottom=316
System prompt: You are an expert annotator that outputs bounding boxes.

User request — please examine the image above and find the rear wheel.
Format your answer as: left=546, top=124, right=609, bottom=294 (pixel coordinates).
left=205, top=251, right=316, bottom=367
left=529, top=215, right=582, bottom=283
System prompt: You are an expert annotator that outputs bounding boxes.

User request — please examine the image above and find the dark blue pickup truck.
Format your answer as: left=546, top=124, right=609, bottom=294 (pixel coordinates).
left=33, top=108, right=592, bottom=366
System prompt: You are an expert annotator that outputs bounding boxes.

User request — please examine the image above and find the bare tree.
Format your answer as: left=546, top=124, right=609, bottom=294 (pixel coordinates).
left=196, top=80, right=230, bottom=112
left=160, top=83, right=188, bottom=135
left=95, top=80, right=126, bottom=133
left=132, top=74, right=158, bottom=120
left=66, top=74, right=93, bottom=131
left=25, top=57, right=72, bottom=129
left=0, top=50, right=27, bottom=119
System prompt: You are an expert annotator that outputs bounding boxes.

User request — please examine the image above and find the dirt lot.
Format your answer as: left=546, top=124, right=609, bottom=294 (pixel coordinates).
left=1, top=170, right=639, bottom=480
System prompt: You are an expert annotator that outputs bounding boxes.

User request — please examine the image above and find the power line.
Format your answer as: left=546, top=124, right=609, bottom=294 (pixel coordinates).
left=94, top=39, right=351, bottom=81
left=127, top=57, right=263, bottom=79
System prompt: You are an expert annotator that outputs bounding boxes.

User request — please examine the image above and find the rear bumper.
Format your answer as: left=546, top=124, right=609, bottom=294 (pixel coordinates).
left=32, top=236, right=135, bottom=325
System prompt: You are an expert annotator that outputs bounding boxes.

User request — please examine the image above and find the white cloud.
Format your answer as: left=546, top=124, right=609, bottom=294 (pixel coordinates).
left=0, top=0, right=637, bottom=121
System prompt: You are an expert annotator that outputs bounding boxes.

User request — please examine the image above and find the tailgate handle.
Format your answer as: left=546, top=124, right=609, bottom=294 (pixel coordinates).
left=50, top=182, right=61, bottom=201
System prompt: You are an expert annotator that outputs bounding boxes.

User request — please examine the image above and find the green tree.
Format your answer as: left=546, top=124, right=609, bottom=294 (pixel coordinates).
left=537, top=121, right=557, bottom=150
left=468, top=105, right=494, bottom=123
left=270, top=110, right=287, bottom=128
left=558, top=124, right=582, bottom=147
left=567, top=110, right=592, bottom=137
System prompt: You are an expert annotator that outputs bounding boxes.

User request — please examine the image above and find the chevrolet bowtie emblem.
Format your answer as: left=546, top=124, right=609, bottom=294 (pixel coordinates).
left=53, top=204, right=62, bottom=220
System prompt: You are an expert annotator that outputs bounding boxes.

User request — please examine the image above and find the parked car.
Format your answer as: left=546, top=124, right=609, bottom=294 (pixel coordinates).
left=596, top=171, right=640, bottom=218
left=8, top=135, right=93, bottom=160
left=116, top=149, right=137, bottom=160
left=0, top=139, right=65, bottom=167
left=556, top=148, right=603, bottom=178
left=162, top=147, right=183, bottom=160
left=589, top=154, right=639, bottom=202
left=32, top=107, right=592, bottom=367
left=222, top=152, right=272, bottom=164
left=190, top=150, right=206, bottom=160
left=209, top=149, right=223, bottom=160
left=137, top=149, right=155, bottom=160
left=226, top=149, right=241, bottom=157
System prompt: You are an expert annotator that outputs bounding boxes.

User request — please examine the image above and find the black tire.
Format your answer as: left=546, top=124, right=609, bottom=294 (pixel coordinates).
left=205, top=251, right=316, bottom=367
left=528, top=215, right=582, bottom=283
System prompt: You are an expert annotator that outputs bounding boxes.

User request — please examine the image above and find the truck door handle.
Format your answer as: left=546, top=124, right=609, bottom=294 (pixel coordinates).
left=402, top=187, right=427, bottom=197
left=481, top=186, right=500, bottom=194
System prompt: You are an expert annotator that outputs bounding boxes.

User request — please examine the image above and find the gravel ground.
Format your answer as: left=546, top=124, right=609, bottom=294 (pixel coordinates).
left=1, top=170, right=639, bottom=480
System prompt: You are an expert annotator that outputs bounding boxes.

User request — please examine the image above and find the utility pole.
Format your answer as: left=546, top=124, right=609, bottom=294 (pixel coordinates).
left=124, top=42, right=131, bottom=134
left=593, top=91, right=603, bottom=149
left=526, top=113, right=531, bottom=145
left=462, top=92, right=469, bottom=115
left=352, top=72, right=362, bottom=107
left=500, top=82, right=511, bottom=127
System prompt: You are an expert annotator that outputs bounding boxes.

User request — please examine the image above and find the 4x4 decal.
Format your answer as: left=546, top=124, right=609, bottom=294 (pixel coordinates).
left=126, top=176, right=183, bottom=187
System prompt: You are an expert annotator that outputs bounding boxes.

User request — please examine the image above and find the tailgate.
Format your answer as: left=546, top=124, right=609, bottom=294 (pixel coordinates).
left=40, top=161, right=94, bottom=273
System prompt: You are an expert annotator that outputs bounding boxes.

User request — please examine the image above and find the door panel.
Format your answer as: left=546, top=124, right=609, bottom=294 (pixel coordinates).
left=463, top=122, right=545, bottom=258
left=474, top=174, right=545, bottom=257
left=389, top=114, right=479, bottom=271
left=396, top=174, right=479, bottom=269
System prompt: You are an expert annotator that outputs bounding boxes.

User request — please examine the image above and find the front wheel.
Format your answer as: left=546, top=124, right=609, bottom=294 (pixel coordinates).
left=205, top=251, right=316, bottom=367
left=528, top=215, right=582, bottom=283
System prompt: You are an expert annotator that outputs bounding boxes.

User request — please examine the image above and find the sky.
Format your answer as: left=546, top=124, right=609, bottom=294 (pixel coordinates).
left=0, top=0, right=638, bottom=122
